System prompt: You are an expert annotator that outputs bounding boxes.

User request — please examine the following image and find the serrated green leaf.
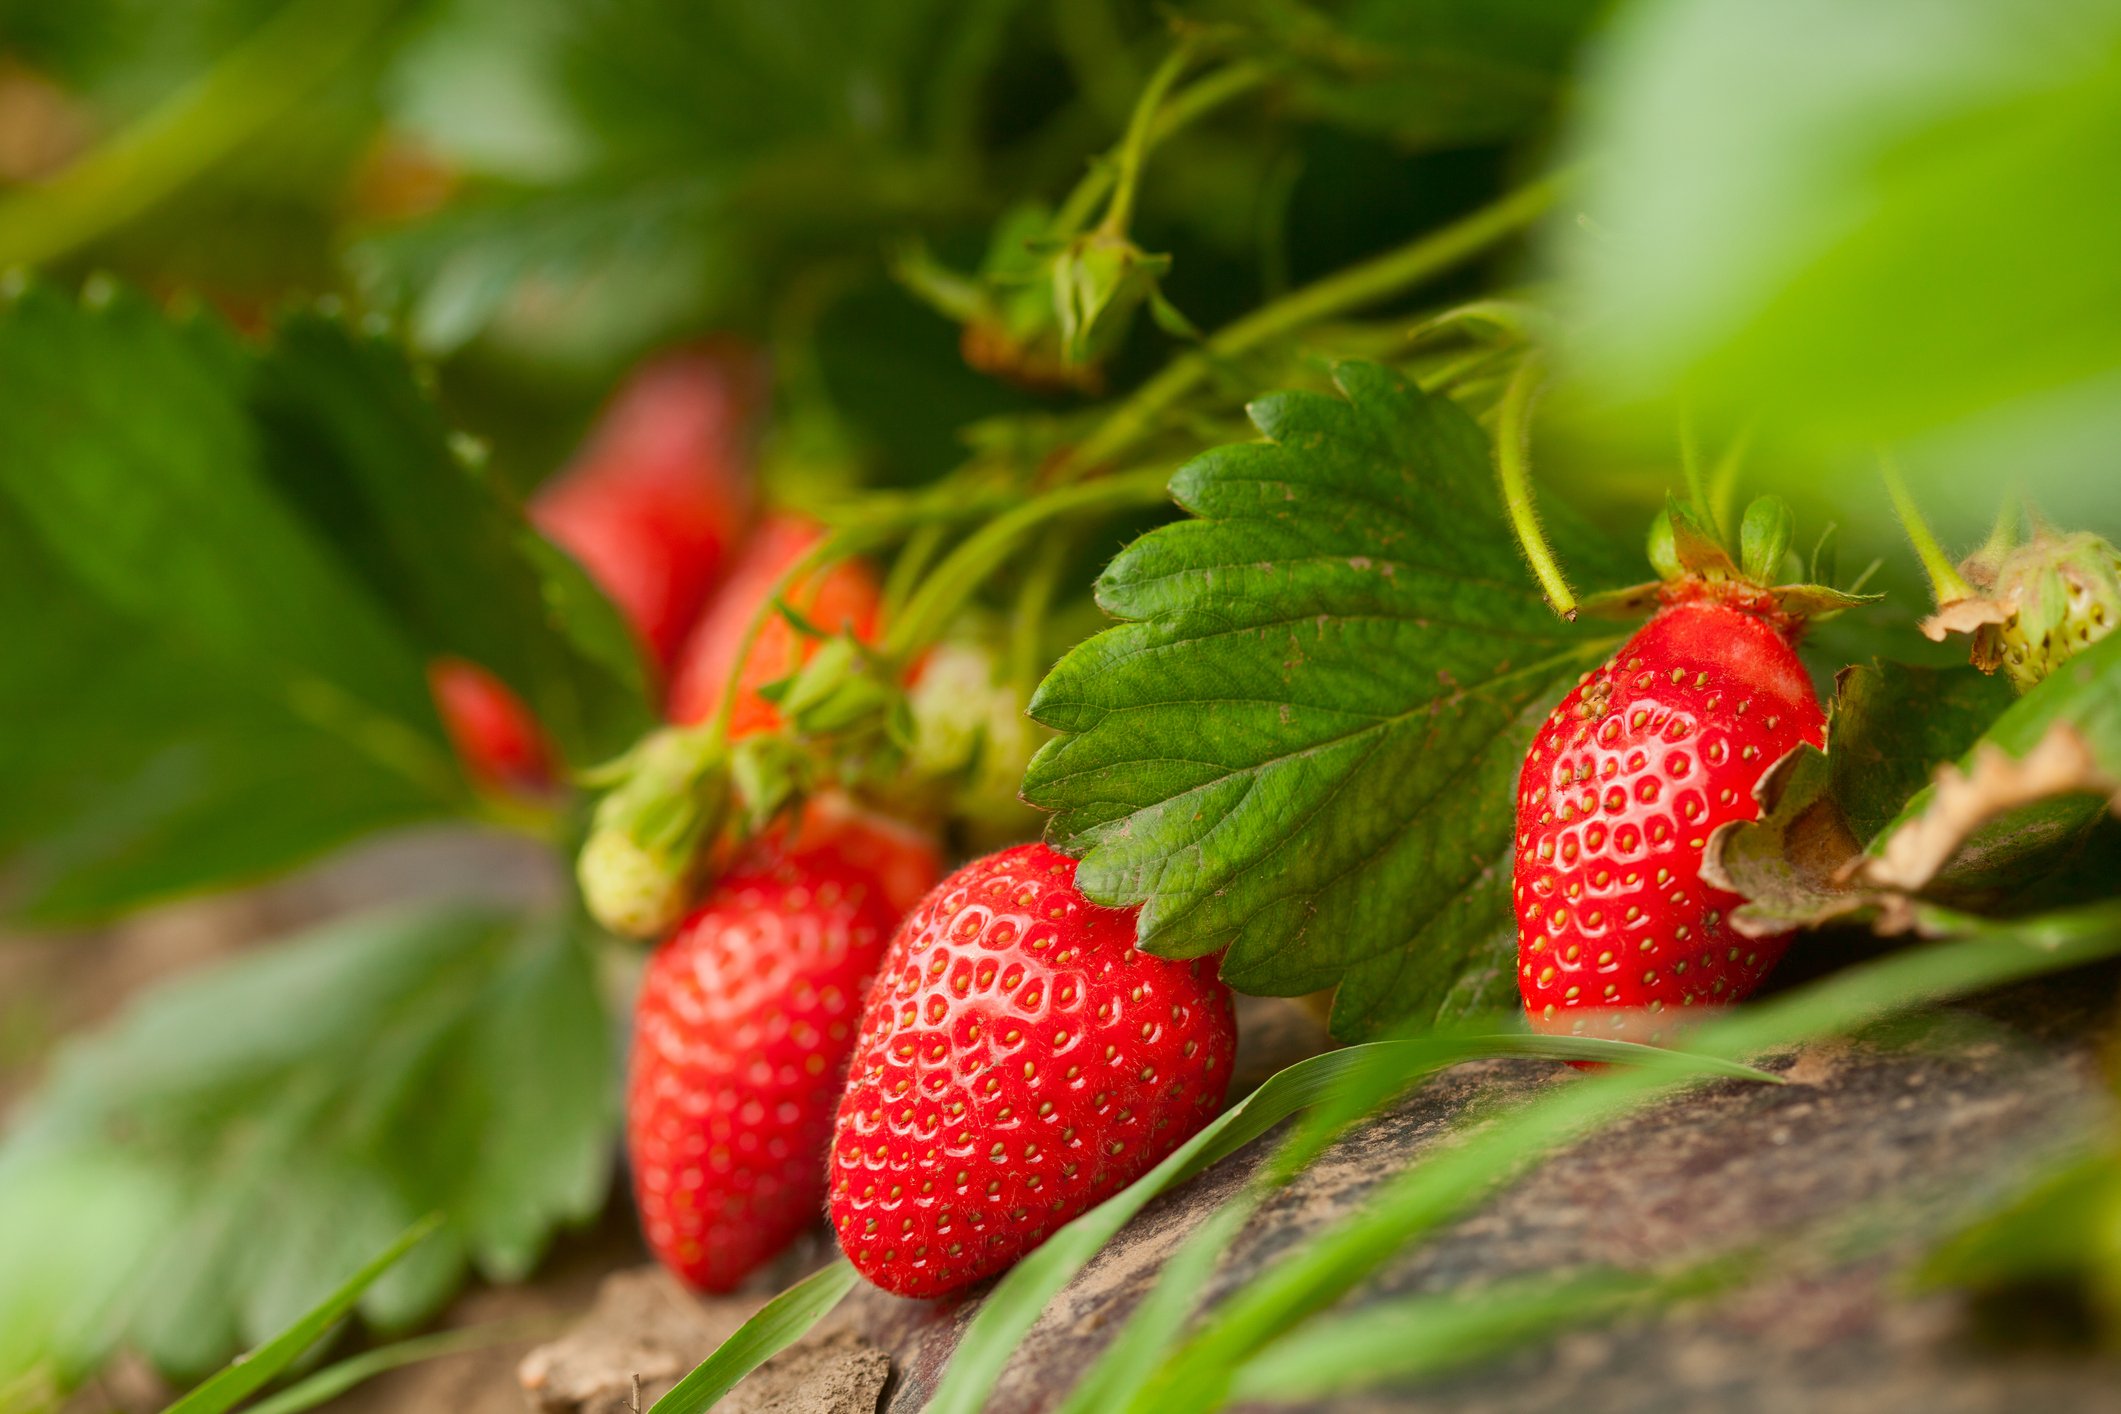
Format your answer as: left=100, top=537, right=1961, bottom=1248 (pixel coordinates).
left=0, top=282, right=652, bottom=918
left=256, top=311, right=651, bottom=765
left=1024, top=361, right=1625, bottom=1038
left=0, top=905, right=615, bottom=1386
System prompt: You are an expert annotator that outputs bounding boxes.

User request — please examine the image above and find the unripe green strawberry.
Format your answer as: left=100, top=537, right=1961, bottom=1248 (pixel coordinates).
left=1927, top=529, right=2121, bottom=692
left=1515, top=586, right=1826, bottom=1040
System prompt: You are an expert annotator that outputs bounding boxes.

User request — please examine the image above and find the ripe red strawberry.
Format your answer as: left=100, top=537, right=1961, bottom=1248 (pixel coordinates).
left=827, top=842, right=1236, bottom=1298
left=1515, top=586, right=1826, bottom=1039
left=428, top=658, right=552, bottom=790
left=665, top=514, right=884, bottom=735
left=533, top=345, right=765, bottom=674
left=628, top=806, right=940, bottom=1291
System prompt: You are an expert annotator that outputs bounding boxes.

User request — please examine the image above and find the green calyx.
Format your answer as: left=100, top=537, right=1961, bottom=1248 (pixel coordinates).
left=1924, top=524, right=2121, bottom=692
left=1581, top=493, right=1878, bottom=624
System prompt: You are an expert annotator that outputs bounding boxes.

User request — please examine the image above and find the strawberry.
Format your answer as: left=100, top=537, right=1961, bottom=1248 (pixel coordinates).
left=665, top=514, right=884, bottom=735
left=532, top=345, right=765, bottom=674
left=427, top=658, right=552, bottom=790
left=628, top=806, right=940, bottom=1291
left=826, top=842, right=1236, bottom=1298
left=1515, top=584, right=1826, bottom=1040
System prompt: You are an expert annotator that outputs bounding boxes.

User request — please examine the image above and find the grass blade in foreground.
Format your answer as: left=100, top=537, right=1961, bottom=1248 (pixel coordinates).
left=1229, top=1268, right=1722, bottom=1402
left=1128, top=903, right=2121, bottom=1412
left=243, top=1320, right=547, bottom=1414
left=159, top=1214, right=441, bottom=1414
left=648, top=1260, right=859, bottom=1414
left=925, top=1032, right=1775, bottom=1414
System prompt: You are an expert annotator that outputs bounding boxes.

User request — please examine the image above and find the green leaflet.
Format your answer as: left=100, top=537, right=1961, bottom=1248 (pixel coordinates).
left=0, top=905, right=614, bottom=1386
left=0, top=282, right=651, bottom=919
left=1024, top=360, right=1626, bottom=1038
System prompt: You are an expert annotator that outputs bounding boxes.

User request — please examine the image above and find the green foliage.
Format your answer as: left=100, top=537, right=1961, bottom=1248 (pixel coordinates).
left=0, top=905, right=614, bottom=1386
left=1024, top=361, right=1626, bottom=1038
left=1828, top=662, right=2016, bottom=845
left=1219, top=0, right=1607, bottom=146
left=1558, top=0, right=2121, bottom=526
left=0, top=281, right=649, bottom=920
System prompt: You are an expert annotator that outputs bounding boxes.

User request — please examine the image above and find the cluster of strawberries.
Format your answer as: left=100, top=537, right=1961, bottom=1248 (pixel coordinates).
left=433, top=350, right=1239, bottom=1300
left=436, top=348, right=1875, bottom=1303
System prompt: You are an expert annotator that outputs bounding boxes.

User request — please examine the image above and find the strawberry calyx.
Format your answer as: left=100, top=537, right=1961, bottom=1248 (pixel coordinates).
left=1574, top=494, right=1878, bottom=641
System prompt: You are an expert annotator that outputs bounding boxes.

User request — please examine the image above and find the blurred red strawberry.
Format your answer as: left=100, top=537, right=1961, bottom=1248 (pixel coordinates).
left=665, top=515, right=883, bottom=736
left=533, top=344, right=767, bottom=674
left=428, top=658, right=552, bottom=791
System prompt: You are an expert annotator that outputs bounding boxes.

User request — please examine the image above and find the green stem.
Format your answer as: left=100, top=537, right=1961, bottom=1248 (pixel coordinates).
left=1056, top=169, right=1570, bottom=479
left=699, top=529, right=863, bottom=751
left=1051, top=62, right=1272, bottom=238
left=0, top=0, right=409, bottom=267
left=1880, top=453, right=1973, bottom=605
left=885, top=467, right=1174, bottom=664
left=1011, top=533, right=1074, bottom=698
left=1493, top=354, right=1575, bottom=620
left=1097, top=42, right=1197, bottom=237
left=883, top=522, right=949, bottom=623
left=1677, top=415, right=1720, bottom=547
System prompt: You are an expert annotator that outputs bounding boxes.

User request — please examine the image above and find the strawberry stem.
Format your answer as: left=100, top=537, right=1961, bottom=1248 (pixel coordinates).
left=1493, top=353, right=1577, bottom=620
left=1095, top=40, right=1197, bottom=238
left=1055, top=169, right=1571, bottom=480
left=885, top=465, right=1176, bottom=662
left=1879, top=453, right=1973, bottom=606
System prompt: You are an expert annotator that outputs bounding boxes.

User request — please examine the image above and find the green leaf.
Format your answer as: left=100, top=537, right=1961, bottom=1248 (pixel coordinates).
left=1829, top=662, right=2016, bottom=846
left=0, top=514, right=448, bottom=924
left=648, top=1261, right=860, bottom=1414
left=0, top=905, right=615, bottom=1385
left=256, top=310, right=651, bottom=764
left=159, top=1215, right=442, bottom=1414
left=1023, top=361, right=1626, bottom=1037
left=1560, top=0, right=2121, bottom=457
left=0, top=281, right=651, bottom=918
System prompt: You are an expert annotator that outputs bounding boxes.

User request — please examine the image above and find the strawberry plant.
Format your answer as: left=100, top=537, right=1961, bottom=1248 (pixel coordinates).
left=2, top=1, right=2120, bottom=1412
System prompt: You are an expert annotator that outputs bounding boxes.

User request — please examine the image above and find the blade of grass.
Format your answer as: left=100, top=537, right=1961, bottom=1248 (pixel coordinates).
left=648, top=1260, right=859, bottom=1414
left=243, top=1318, right=552, bottom=1414
left=1229, top=1267, right=1724, bottom=1402
left=1055, top=1197, right=1258, bottom=1414
left=925, top=1032, right=1775, bottom=1414
left=158, top=1214, right=441, bottom=1414
left=1128, top=903, right=2121, bottom=1412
